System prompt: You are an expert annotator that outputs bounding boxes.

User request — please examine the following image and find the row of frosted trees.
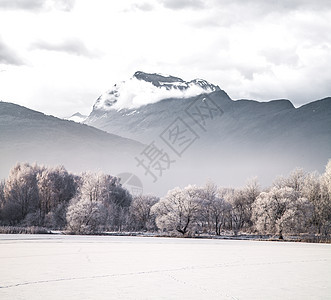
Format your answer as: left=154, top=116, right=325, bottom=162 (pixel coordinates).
left=153, top=170, right=331, bottom=238
left=0, top=161, right=330, bottom=237
left=0, top=163, right=134, bottom=232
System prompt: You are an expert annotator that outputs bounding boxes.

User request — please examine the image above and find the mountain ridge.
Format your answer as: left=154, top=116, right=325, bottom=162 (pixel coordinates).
left=1, top=72, right=330, bottom=195
left=0, top=101, right=144, bottom=183
left=84, top=72, right=331, bottom=193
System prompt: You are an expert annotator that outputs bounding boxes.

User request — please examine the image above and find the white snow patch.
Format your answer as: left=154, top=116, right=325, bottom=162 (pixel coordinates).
left=65, top=113, right=87, bottom=123
left=125, top=110, right=137, bottom=116
left=68, top=115, right=87, bottom=123
left=0, top=235, right=330, bottom=300
left=94, top=77, right=216, bottom=111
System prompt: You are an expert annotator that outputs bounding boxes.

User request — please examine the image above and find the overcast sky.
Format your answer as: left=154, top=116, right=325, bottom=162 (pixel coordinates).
left=0, top=0, right=330, bottom=117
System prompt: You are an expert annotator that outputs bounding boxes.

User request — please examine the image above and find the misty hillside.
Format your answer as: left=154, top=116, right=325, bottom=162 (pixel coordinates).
left=84, top=72, right=331, bottom=192
left=1, top=71, right=330, bottom=196
left=0, top=101, right=144, bottom=180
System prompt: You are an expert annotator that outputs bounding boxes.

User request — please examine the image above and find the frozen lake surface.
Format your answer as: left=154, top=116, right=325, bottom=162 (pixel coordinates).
left=0, top=235, right=330, bottom=299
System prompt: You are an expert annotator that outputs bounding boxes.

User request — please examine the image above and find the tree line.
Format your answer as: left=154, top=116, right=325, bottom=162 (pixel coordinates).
left=0, top=161, right=330, bottom=238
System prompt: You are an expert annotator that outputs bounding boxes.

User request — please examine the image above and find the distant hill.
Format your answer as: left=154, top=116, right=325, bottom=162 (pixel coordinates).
left=0, top=101, right=144, bottom=182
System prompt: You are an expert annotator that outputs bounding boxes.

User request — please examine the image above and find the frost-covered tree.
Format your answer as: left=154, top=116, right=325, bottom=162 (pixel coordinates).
left=301, top=172, right=328, bottom=234
left=66, top=172, right=105, bottom=233
left=243, top=178, right=261, bottom=206
left=44, top=202, right=68, bottom=229
left=272, top=167, right=331, bottom=236
left=66, top=197, right=107, bottom=234
left=227, top=189, right=247, bottom=234
left=323, top=160, right=331, bottom=196
left=212, top=188, right=232, bottom=235
left=197, top=182, right=217, bottom=233
left=226, top=179, right=260, bottom=234
left=152, top=185, right=202, bottom=235
left=198, top=182, right=232, bottom=235
left=252, top=186, right=311, bottom=239
left=66, top=172, right=108, bottom=233
left=273, top=169, right=306, bottom=192
left=0, top=180, right=5, bottom=206
left=318, top=161, right=331, bottom=235
left=102, top=176, right=132, bottom=231
left=37, top=166, right=78, bottom=227
left=66, top=172, right=131, bottom=233
left=2, top=163, right=41, bottom=224
left=129, top=195, right=159, bottom=231
left=0, top=180, right=5, bottom=223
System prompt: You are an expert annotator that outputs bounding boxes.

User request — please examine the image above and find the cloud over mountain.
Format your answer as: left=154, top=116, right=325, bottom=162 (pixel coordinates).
left=93, top=72, right=220, bottom=111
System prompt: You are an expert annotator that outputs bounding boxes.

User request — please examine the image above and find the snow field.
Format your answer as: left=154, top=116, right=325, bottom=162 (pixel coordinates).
left=0, top=235, right=330, bottom=299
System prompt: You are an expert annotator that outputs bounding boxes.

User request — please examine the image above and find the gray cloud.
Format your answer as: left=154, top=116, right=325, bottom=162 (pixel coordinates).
left=51, top=0, right=75, bottom=11
left=262, top=0, right=330, bottom=11
left=0, top=38, right=24, bottom=65
left=237, top=65, right=271, bottom=81
left=160, top=0, right=205, bottom=10
left=132, top=2, right=154, bottom=11
left=209, top=0, right=330, bottom=12
left=159, top=0, right=330, bottom=13
left=155, top=0, right=331, bottom=12
left=260, top=48, right=299, bottom=67
left=290, top=19, right=331, bottom=46
left=189, top=0, right=331, bottom=29
left=0, top=0, right=43, bottom=10
left=0, top=0, right=75, bottom=11
left=32, top=38, right=97, bottom=58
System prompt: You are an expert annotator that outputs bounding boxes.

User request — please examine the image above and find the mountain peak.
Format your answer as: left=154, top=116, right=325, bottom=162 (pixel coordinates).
left=65, top=112, right=87, bottom=123
left=133, top=71, right=184, bottom=84
left=93, top=71, right=222, bottom=111
left=132, top=71, right=220, bottom=92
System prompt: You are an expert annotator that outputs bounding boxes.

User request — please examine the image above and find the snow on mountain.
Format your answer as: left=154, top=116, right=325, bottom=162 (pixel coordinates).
left=84, top=71, right=331, bottom=195
left=65, top=112, right=87, bottom=123
left=93, top=71, right=220, bottom=111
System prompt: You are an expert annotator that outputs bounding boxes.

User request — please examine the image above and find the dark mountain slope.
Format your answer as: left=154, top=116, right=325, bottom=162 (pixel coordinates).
left=0, top=102, right=144, bottom=181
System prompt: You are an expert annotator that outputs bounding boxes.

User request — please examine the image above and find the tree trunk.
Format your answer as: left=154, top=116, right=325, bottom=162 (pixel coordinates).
left=279, top=229, right=283, bottom=240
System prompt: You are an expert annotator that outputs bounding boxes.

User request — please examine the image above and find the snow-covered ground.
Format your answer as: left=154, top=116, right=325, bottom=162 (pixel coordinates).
left=0, top=235, right=330, bottom=300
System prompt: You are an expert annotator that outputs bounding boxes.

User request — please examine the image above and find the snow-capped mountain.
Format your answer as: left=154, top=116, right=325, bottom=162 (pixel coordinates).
left=65, top=112, right=87, bottom=123
left=85, top=71, right=331, bottom=193
left=93, top=71, right=220, bottom=111
left=1, top=71, right=329, bottom=196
